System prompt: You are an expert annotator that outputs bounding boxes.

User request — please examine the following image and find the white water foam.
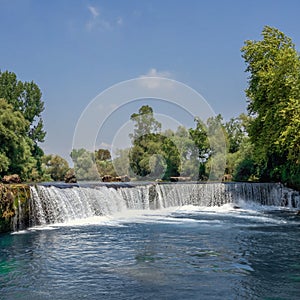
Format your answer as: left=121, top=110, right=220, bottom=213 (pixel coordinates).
left=25, top=183, right=289, bottom=230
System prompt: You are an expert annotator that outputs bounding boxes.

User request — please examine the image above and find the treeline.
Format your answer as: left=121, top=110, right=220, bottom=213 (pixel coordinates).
left=71, top=26, right=300, bottom=189
left=0, top=26, right=299, bottom=189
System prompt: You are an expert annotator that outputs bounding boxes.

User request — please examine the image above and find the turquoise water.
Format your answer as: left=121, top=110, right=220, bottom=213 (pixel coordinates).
left=1, top=205, right=300, bottom=299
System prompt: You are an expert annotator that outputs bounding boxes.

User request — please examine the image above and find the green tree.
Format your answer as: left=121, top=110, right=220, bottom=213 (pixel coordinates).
left=241, top=26, right=300, bottom=187
left=0, top=71, right=46, bottom=178
left=0, top=99, right=36, bottom=179
left=165, top=126, right=199, bottom=179
left=95, top=149, right=111, bottom=161
left=113, top=148, right=132, bottom=177
left=232, top=138, right=257, bottom=181
left=0, top=71, right=46, bottom=143
left=130, top=105, right=161, bottom=140
left=42, top=154, right=70, bottom=181
left=71, top=149, right=100, bottom=181
left=94, top=149, right=116, bottom=177
left=189, top=117, right=209, bottom=180
left=224, top=115, right=247, bottom=153
left=129, top=106, right=180, bottom=180
left=129, top=133, right=180, bottom=180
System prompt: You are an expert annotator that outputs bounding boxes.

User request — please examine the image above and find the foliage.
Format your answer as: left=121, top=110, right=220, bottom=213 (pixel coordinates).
left=42, top=154, right=70, bottom=181
left=113, top=148, right=132, bottom=177
left=189, top=117, right=209, bottom=180
left=241, top=26, right=300, bottom=188
left=130, top=105, right=161, bottom=140
left=129, top=106, right=180, bottom=180
left=224, top=115, right=247, bottom=153
left=0, top=99, right=37, bottom=180
left=95, top=149, right=111, bottom=161
left=129, top=133, right=180, bottom=180
left=0, top=70, right=46, bottom=180
left=170, top=126, right=199, bottom=179
left=71, top=149, right=100, bottom=181
left=0, top=71, right=46, bottom=144
left=94, top=149, right=116, bottom=177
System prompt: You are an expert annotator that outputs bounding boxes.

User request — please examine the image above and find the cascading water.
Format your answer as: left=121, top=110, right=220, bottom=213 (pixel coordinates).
left=27, top=182, right=297, bottom=227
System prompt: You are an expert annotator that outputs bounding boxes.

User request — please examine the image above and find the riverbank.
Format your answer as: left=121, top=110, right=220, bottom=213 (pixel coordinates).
left=0, top=184, right=31, bottom=233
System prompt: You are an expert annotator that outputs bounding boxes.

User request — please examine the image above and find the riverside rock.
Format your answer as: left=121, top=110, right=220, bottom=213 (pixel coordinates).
left=170, top=176, right=191, bottom=182
left=102, top=175, right=131, bottom=182
left=2, top=174, right=21, bottom=184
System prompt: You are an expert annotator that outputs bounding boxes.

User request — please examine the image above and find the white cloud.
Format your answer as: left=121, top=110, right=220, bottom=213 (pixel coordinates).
left=88, top=5, right=99, bottom=18
left=117, top=17, right=123, bottom=26
left=139, top=68, right=174, bottom=89
left=145, top=68, right=171, bottom=78
left=86, top=6, right=123, bottom=31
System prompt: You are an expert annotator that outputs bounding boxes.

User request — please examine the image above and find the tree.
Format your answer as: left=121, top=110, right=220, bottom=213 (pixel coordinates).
left=224, top=116, right=247, bottom=153
left=113, top=148, right=132, bottom=177
left=0, top=71, right=46, bottom=143
left=0, top=71, right=46, bottom=179
left=129, top=133, right=180, bottom=180
left=95, top=149, right=111, bottom=161
left=94, top=149, right=116, bottom=177
left=0, top=99, right=36, bottom=179
left=42, top=154, right=70, bottom=181
left=129, top=106, right=180, bottom=180
left=170, top=126, right=199, bottom=179
left=189, top=117, right=209, bottom=180
left=130, top=105, right=161, bottom=140
left=241, top=26, right=300, bottom=187
left=71, top=149, right=100, bottom=181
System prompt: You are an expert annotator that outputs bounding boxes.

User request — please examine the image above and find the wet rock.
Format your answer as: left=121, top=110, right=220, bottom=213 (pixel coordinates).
left=102, top=175, right=114, bottom=182
left=233, top=205, right=241, bottom=209
left=170, top=176, right=191, bottom=182
left=222, top=174, right=233, bottom=182
left=102, top=175, right=130, bottom=182
left=2, top=174, right=21, bottom=184
left=118, top=175, right=131, bottom=182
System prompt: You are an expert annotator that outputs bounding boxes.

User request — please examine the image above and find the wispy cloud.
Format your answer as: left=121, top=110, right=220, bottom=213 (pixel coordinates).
left=117, top=17, right=123, bottom=26
left=86, top=5, right=123, bottom=31
left=139, top=68, right=174, bottom=89
left=88, top=5, right=99, bottom=18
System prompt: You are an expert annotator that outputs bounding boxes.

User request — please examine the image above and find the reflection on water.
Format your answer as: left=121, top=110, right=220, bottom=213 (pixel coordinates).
left=0, top=207, right=300, bottom=300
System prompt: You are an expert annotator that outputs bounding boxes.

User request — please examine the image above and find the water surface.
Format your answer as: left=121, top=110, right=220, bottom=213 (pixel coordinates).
left=1, top=204, right=299, bottom=299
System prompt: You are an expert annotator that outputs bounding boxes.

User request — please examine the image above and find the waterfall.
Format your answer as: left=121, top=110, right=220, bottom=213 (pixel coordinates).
left=27, top=182, right=295, bottom=227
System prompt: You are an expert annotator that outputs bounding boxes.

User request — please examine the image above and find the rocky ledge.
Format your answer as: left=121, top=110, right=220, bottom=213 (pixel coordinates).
left=0, top=183, right=31, bottom=233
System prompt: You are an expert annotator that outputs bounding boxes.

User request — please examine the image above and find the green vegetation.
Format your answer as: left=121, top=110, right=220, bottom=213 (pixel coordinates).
left=129, top=106, right=180, bottom=180
left=41, top=154, right=70, bottom=181
left=241, top=26, right=300, bottom=189
left=0, top=183, right=31, bottom=232
left=0, top=71, right=46, bottom=181
left=0, top=26, right=299, bottom=189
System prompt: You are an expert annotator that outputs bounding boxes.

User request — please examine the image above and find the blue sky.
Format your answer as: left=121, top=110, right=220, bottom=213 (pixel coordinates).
left=1, top=0, right=300, bottom=162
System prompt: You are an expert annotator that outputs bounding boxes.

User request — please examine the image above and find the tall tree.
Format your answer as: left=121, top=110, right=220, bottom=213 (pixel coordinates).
left=94, top=149, right=116, bottom=177
left=0, top=71, right=46, bottom=143
left=189, top=117, right=209, bottom=180
left=241, top=26, right=300, bottom=187
left=0, top=99, right=36, bottom=179
left=0, top=71, right=46, bottom=178
left=130, top=105, right=161, bottom=140
left=129, top=106, right=179, bottom=180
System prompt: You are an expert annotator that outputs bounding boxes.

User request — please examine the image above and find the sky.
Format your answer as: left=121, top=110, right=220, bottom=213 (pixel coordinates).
left=1, top=0, right=300, bottom=163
